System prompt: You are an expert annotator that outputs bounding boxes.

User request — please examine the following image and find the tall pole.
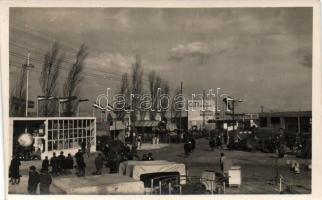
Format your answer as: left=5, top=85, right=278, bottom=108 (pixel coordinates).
left=180, top=82, right=183, bottom=139
left=58, top=102, right=61, bottom=117
left=232, top=101, right=235, bottom=133
left=36, top=98, right=39, bottom=117
left=25, top=52, right=30, bottom=117
left=215, top=88, right=221, bottom=126
left=202, top=90, right=205, bottom=128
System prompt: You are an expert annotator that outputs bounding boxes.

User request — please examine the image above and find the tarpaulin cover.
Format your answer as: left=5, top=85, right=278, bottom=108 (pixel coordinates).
left=53, top=173, right=145, bottom=194
left=119, top=160, right=186, bottom=184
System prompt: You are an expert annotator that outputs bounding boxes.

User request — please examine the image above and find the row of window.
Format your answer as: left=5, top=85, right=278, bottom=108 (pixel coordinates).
left=48, top=119, right=93, bottom=130
left=48, top=136, right=95, bottom=151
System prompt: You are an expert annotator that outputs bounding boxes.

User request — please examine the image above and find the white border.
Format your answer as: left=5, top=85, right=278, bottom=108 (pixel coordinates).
left=0, top=0, right=321, bottom=200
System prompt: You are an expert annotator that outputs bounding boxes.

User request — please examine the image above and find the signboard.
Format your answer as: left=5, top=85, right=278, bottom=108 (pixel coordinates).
left=188, top=99, right=216, bottom=128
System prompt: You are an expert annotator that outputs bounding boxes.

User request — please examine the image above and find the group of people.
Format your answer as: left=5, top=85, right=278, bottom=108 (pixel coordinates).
left=45, top=151, right=74, bottom=176
left=27, top=166, right=52, bottom=194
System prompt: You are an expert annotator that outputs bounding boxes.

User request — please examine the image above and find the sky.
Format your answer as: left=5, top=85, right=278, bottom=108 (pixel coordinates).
left=9, top=7, right=312, bottom=114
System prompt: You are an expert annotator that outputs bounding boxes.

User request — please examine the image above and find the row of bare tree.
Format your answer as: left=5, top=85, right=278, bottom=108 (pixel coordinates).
left=10, top=42, right=88, bottom=117
left=115, top=55, right=170, bottom=122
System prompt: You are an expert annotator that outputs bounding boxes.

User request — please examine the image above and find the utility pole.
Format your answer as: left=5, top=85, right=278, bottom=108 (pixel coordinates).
left=179, top=82, right=183, bottom=139
left=202, top=90, right=205, bottom=128
left=23, top=52, right=34, bottom=117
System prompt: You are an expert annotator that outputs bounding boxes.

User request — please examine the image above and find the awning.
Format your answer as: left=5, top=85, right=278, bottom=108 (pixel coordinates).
left=134, top=120, right=159, bottom=127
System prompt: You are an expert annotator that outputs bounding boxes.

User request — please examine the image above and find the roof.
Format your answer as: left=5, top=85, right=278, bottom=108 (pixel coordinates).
left=133, top=120, right=159, bottom=127
left=259, top=111, right=311, bottom=118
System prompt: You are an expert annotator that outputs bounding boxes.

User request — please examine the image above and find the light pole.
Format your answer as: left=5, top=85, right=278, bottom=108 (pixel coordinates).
left=22, top=52, right=34, bottom=117
left=215, top=88, right=221, bottom=121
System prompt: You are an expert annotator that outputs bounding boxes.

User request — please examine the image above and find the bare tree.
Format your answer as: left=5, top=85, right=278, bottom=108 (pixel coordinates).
left=9, top=67, right=26, bottom=117
left=148, top=70, right=162, bottom=120
left=131, top=54, right=144, bottom=121
left=39, top=42, right=63, bottom=116
left=160, top=80, right=170, bottom=119
left=116, top=72, right=130, bottom=120
left=62, top=44, right=88, bottom=116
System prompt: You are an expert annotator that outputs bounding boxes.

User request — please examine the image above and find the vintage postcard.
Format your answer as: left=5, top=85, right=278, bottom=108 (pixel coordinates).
left=0, top=0, right=321, bottom=200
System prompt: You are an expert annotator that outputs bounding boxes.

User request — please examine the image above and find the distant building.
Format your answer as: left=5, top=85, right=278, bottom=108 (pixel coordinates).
left=258, top=111, right=311, bottom=133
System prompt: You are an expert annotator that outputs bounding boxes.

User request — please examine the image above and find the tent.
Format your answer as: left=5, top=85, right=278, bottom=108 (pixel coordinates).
left=119, top=160, right=187, bottom=184
left=53, top=173, right=145, bottom=194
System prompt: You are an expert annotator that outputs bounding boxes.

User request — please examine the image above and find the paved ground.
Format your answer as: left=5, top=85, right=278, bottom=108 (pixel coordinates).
left=8, top=138, right=311, bottom=194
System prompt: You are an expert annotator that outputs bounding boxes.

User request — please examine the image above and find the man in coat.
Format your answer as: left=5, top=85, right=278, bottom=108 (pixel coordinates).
left=42, top=156, right=49, bottom=171
left=39, top=168, right=52, bottom=194
left=94, top=153, right=104, bottom=175
left=27, top=166, right=40, bottom=194
left=57, top=151, right=66, bottom=174
left=9, top=155, right=21, bottom=185
left=65, top=153, right=74, bottom=174
left=50, top=152, right=58, bottom=176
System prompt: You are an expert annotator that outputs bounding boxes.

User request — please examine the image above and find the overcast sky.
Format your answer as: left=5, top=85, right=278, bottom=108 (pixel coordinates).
left=9, top=7, right=312, bottom=114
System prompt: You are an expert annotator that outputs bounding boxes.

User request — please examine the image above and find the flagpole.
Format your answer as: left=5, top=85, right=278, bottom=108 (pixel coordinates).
left=36, top=98, right=38, bottom=117
left=58, top=101, right=61, bottom=117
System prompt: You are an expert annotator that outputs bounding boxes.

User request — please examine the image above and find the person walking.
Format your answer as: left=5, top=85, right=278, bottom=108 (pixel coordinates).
left=42, top=156, right=49, bottom=171
left=27, top=166, right=40, bottom=194
left=50, top=152, right=58, bottom=176
left=94, top=153, right=104, bottom=175
left=9, top=155, right=21, bottom=185
left=39, top=168, right=52, bottom=194
left=220, top=153, right=226, bottom=174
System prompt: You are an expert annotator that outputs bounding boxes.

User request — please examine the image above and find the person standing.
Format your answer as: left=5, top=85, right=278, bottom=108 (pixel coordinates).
left=57, top=151, right=66, bottom=174
left=137, top=135, right=142, bottom=150
left=209, top=137, right=215, bottom=151
left=50, top=153, right=58, bottom=176
left=86, top=140, right=91, bottom=158
left=27, top=166, right=40, bottom=194
left=9, top=155, right=21, bottom=185
left=39, top=169, right=52, bottom=194
left=65, top=153, right=74, bottom=174
left=81, top=140, right=86, bottom=154
left=94, top=153, right=104, bottom=175
left=42, top=156, right=49, bottom=171
left=76, top=153, right=86, bottom=177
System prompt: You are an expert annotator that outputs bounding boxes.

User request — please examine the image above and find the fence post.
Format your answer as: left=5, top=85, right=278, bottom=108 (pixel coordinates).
left=151, top=179, right=154, bottom=194
left=168, top=182, right=171, bottom=194
left=159, top=181, right=162, bottom=195
left=179, top=185, right=182, bottom=195
left=279, top=177, right=282, bottom=193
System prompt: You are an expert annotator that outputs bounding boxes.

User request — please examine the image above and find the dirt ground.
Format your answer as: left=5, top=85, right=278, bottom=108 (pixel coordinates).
left=8, top=138, right=311, bottom=194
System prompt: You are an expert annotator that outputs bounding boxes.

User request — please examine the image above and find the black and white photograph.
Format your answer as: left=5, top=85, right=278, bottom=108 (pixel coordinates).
left=0, top=0, right=321, bottom=199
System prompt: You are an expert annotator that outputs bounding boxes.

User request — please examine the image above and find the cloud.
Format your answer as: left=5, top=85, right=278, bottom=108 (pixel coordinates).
left=168, top=42, right=214, bottom=64
left=85, top=52, right=133, bottom=74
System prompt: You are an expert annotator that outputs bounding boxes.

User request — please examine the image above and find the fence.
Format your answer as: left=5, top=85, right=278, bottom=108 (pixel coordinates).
left=148, top=174, right=227, bottom=195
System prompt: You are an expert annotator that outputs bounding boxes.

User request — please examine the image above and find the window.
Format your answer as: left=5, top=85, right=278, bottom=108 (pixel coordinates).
left=47, top=119, right=95, bottom=152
